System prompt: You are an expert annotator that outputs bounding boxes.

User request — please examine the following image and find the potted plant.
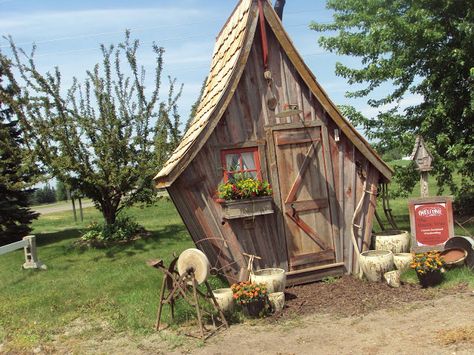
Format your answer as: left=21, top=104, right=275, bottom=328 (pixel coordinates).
left=231, top=281, right=269, bottom=317
left=410, top=250, right=446, bottom=288
left=217, top=177, right=274, bottom=219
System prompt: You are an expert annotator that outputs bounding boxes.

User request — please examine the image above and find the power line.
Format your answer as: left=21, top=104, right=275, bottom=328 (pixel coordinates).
left=0, top=8, right=327, bottom=49
left=0, top=18, right=224, bottom=48
left=5, top=20, right=325, bottom=58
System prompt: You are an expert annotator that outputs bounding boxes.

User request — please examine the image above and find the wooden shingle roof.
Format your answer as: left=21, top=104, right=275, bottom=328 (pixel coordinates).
left=155, top=0, right=393, bottom=187
left=155, top=0, right=257, bottom=186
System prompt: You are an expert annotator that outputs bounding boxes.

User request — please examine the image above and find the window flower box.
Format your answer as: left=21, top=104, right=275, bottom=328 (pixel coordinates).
left=220, top=196, right=274, bottom=220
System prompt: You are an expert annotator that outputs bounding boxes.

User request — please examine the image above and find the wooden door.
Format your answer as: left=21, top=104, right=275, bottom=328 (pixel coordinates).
left=274, top=126, right=336, bottom=270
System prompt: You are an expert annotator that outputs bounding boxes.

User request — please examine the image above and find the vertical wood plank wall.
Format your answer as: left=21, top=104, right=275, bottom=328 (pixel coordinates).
left=167, top=20, right=381, bottom=282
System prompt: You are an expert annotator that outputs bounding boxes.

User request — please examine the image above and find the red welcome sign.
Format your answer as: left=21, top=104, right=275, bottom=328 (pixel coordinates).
left=408, top=197, right=454, bottom=252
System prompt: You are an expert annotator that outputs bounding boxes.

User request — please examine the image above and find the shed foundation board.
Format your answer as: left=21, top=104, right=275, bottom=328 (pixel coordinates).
left=286, top=263, right=346, bottom=286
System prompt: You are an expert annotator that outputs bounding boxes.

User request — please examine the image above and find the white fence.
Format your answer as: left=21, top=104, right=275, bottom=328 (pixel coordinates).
left=0, top=235, right=47, bottom=270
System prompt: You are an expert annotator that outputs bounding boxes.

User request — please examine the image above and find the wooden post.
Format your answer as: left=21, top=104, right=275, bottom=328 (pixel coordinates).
left=22, top=235, right=47, bottom=270
left=410, top=136, right=433, bottom=198
left=420, top=171, right=429, bottom=197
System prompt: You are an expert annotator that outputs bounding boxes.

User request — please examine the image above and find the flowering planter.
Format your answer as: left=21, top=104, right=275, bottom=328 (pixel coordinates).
left=417, top=270, right=443, bottom=288
left=220, top=196, right=274, bottom=220
left=241, top=299, right=266, bottom=317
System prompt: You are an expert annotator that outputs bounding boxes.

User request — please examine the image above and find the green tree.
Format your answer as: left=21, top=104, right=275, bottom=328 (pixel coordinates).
left=6, top=31, right=182, bottom=225
left=34, top=185, right=57, bottom=204
left=55, top=180, right=68, bottom=201
left=312, top=0, right=474, bottom=200
left=0, top=56, right=38, bottom=245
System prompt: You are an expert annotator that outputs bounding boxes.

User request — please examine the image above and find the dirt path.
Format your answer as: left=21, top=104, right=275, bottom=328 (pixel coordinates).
left=194, top=292, right=474, bottom=355
left=32, top=201, right=95, bottom=215
left=45, top=290, right=474, bottom=355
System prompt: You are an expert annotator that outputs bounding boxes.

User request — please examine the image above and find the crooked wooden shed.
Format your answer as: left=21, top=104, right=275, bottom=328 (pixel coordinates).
left=154, top=0, right=394, bottom=285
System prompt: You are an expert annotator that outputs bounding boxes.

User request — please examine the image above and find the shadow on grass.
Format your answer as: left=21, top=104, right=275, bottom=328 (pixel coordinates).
left=99, top=224, right=190, bottom=260
left=31, top=222, right=192, bottom=264
left=36, top=229, right=82, bottom=246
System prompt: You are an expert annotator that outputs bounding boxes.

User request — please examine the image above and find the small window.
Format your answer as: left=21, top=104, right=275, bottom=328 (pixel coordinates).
left=221, top=147, right=261, bottom=182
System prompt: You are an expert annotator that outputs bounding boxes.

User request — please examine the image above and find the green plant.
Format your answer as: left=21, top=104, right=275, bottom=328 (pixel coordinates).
left=230, top=281, right=268, bottom=305
left=80, top=216, right=145, bottom=246
left=322, top=276, right=338, bottom=284
left=217, top=178, right=272, bottom=200
left=410, top=251, right=445, bottom=275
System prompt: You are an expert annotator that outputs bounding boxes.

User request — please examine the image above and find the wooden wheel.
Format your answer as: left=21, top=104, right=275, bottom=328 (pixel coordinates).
left=177, top=248, right=211, bottom=285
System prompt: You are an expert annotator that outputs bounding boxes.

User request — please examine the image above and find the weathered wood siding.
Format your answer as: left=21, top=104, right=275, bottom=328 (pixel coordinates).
left=168, top=19, right=380, bottom=283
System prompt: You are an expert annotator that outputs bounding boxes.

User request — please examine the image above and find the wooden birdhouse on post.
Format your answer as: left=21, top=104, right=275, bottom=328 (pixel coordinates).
left=410, top=136, right=433, bottom=197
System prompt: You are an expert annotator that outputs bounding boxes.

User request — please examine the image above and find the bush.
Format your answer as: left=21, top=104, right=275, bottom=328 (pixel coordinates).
left=454, top=189, right=474, bottom=217
left=79, top=216, right=146, bottom=247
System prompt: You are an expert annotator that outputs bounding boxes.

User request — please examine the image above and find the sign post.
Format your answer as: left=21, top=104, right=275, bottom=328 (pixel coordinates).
left=408, top=196, right=454, bottom=252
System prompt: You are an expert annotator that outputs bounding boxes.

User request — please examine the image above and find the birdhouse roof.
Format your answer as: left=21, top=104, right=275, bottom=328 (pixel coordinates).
left=410, top=135, right=434, bottom=161
left=154, top=0, right=393, bottom=187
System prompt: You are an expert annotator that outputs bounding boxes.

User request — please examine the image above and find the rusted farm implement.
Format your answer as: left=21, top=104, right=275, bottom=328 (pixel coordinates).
left=147, top=250, right=228, bottom=340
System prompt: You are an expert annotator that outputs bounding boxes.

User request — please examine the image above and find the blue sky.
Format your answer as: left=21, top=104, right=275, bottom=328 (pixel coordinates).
left=0, top=0, right=418, bottom=127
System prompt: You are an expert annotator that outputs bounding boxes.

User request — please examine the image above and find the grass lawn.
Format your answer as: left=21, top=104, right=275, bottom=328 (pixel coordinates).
left=0, top=199, right=226, bottom=350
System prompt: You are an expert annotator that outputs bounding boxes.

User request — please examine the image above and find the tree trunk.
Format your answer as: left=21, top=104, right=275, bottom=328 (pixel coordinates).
left=78, top=197, right=84, bottom=222
left=101, top=201, right=117, bottom=225
left=274, top=0, right=286, bottom=20
left=71, top=196, right=77, bottom=222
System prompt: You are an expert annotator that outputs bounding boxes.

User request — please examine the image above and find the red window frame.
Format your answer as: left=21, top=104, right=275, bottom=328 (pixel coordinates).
left=221, top=147, right=262, bottom=182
